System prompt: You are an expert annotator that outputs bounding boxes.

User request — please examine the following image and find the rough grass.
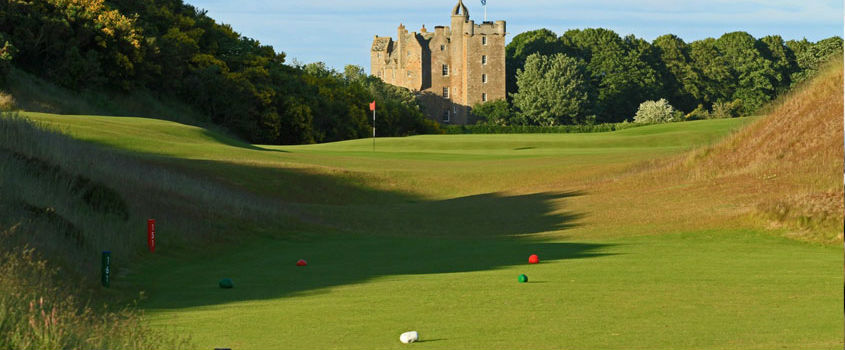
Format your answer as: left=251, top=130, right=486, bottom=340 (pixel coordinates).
left=630, top=58, right=844, bottom=243
left=0, top=225, right=187, bottom=349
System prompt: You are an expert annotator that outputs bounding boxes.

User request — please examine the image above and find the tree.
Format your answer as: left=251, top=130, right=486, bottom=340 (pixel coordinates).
left=758, top=35, right=796, bottom=95
left=511, top=53, right=590, bottom=126
left=505, top=29, right=567, bottom=96
left=689, top=38, right=732, bottom=108
left=652, top=34, right=698, bottom=112
left=715, top=32, right=778, bottom=114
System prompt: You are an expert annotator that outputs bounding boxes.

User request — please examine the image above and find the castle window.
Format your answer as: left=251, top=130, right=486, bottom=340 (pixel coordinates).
left=440, top=45, right=445, bottom=51
left=482, top=36, right=487, bottom=45
left=442, top=64, right=449, bottom=76
left=482, top=74, right=487, bottom=83
left=442, top=109, right=450, bottom=122
left=482, top=93, right=488, bottom=102
left=442, top=87, right=450, bottom=98
left=482, top=55, right=487, bottom=65
left=408, top=71, right=412, bottom=78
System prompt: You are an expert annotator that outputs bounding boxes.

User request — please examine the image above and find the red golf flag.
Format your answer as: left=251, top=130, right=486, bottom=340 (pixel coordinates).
left=369, top=101, right=376, bottom=111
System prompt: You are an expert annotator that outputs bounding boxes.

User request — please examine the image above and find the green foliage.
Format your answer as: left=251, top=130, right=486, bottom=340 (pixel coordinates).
left=505, top=29, right=568, bottom=96
left=652, top=34, right=698, bottom=112
left=788, top=37, right=844, bottom=86
left=471, top=99, right=514, bottom=126
left=714, top=32, right=778, bottom=114
left=634, top=98, right=679, bottom=124
left=710, top=99, right=743, bottom=119
left=561, top=29, right=663, bottom=123
left=512, top=53, right=591, bottom=126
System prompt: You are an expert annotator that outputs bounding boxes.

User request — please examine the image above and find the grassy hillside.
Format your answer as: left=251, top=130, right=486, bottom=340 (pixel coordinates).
left=693, top=58, right=844, bottom=241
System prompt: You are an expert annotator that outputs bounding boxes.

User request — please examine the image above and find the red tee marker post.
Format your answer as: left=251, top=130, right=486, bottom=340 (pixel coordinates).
left=147, top=219, right=156, bottom=253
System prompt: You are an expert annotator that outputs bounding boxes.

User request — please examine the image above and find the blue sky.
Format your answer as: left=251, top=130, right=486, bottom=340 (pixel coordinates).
left=186, top=0, right=844, bottom=71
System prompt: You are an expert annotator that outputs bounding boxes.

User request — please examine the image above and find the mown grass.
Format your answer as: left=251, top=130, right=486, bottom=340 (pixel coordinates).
left=134, top=231, right=840, bottom=350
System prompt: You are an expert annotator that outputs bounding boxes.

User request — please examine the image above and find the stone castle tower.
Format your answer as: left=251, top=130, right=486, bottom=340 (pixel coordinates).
left=370, top=0, right=506, bottom=124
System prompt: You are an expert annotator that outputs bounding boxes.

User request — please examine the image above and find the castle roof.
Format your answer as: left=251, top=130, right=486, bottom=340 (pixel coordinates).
left=452, top=0, right=469, bottom=18
left=371, top=37, right=392, bottom=52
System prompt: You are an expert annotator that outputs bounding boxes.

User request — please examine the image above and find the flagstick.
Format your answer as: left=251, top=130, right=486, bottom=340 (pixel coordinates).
left=372, top=108, right=376, bottom=152
left=484, top=4, right=487, bottom=21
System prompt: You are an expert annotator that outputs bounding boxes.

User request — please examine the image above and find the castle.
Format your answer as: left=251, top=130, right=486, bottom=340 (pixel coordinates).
left=370, top=0, right=506, bottom=124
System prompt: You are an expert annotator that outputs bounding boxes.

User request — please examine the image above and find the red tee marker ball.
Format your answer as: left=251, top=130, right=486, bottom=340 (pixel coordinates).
left=296, top=259, right=307, bottom=266
left=528, top=254, right=539, bottom=264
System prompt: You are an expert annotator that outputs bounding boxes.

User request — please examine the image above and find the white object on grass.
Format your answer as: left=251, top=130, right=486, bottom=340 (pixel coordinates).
left=399, top=331, right=419, bottom=344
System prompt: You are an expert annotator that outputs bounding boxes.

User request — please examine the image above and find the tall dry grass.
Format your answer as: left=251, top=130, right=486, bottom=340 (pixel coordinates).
left=633, top=57, right=844, bottom=242
left=0, top=225, right=188, bottom=349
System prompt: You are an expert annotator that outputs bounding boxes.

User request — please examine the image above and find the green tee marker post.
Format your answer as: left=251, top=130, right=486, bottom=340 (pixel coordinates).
left=101, top=251, right=111, bottom=288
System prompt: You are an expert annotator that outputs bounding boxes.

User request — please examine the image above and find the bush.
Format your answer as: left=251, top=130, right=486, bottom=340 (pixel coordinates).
left=633, top=99, right=679, bottom=124
left=711, top=99, right=743, bottom=118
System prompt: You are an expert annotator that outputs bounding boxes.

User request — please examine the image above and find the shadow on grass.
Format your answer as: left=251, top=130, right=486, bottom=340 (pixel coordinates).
left=139, top=234, right=611, bottom=309
left=128, top=158, right=608, bottom=309
left=201, top=130, right=290, bottom=153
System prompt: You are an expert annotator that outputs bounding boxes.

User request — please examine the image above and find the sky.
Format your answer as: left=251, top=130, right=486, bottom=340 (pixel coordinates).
left=185, top=0, right=844, bottom=71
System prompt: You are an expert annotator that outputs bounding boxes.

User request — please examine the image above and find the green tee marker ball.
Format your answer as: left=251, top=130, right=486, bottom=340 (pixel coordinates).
left=518, top=274, right=528, bottom=283
left=219, top=278, right=234, bottom=289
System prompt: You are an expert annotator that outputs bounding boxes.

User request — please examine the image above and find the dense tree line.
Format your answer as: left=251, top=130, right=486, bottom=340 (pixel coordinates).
left=479, top=28, right=843, bottom=126
left=0, top=0, right=438, bottom=144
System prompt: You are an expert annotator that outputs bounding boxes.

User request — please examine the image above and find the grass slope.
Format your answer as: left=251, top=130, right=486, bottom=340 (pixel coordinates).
left=14, top=106, right=842, bottom=349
